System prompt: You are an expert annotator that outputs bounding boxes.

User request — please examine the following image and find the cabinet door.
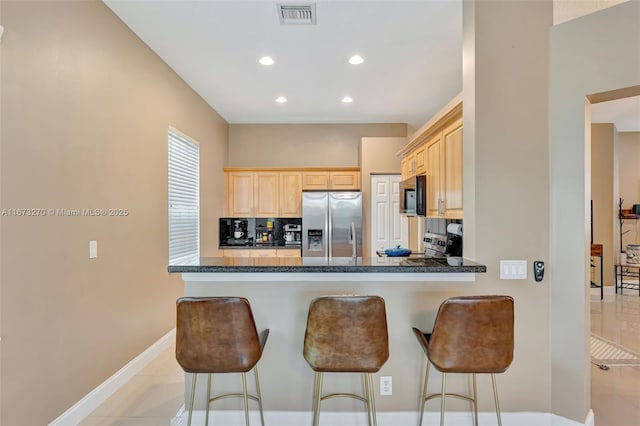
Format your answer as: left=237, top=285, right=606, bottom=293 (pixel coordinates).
left=302, top=171, right=330, bottom=190
left=250, top=249, right=277, bottom=257
left=222, top=249, right=251, bottom=258
left=443, top=120, right=463, bottom=218
left=329, top=171, right=360, bottom=190
left=279, top=171, right=302, bottom=217
left=227, top=172, right=254, bottom=217
left=414, top=145, right=426, bottom=175
left=425, top=134, right=442, bottom=217
left=400, top=157, right=410, bottom=180
left=276, top=249, right=301, bottom=258
left=254, top=172, right=279, bottom=217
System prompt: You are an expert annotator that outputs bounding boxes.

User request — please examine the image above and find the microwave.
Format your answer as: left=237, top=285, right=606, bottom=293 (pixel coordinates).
left=399, top=174, right=426, bottom=216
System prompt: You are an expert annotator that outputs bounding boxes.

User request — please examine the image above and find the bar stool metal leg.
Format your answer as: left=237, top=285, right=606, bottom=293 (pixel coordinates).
left=187, top=373, right=197, bottom=426
left=205, top=374, right=212, bottom=426
left=439, top=373, right=446, bottom=426
left=241, top=372, right=250, bottom=426
left=491, top=373, right=503, bottom=426
left=367, top=373, right=378, bottom=426
left=418, top=359, right=431, bottom=426
left=254, top=366, right=265, bottom=426
left=312, top=372, right=323, bottom=426
left=472, top=373, right=478, bottom=426
left=362, top=374, right=373, bottom=426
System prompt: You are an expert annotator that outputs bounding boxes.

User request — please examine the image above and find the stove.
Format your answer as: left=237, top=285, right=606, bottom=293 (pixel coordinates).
left=423, top=232, right=448, bottom=258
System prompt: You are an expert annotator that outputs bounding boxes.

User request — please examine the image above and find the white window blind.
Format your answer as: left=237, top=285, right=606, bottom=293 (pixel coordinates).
left=168, top=128, right=199, bottom=264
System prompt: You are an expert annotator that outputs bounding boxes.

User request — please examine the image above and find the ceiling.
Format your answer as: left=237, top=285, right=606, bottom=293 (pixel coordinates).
left=103, top=1, right=638, bottom=132
left=103, top=0, right=462, bottom=129
left=591, top=96, right=640, bottom=132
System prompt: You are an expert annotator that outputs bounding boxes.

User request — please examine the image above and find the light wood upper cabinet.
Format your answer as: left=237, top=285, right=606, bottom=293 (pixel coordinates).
left=302, top=170, right=360, bottom=190
left=401, top=157, right=410, bottom=180
left=254, top=172, right=279, bottom=217
left=425, top=133, right=442, bottom=217
left=226, top=172, right=254, bottom=217
left=414, top=144, right=426, bottom=175
left=279, top=171, right=302, bottom=217
left=443, top=119, right=463, bottom=218
left=226, top=168, right=359, bottom=217
left=398, top=94, right=463, bottom=219
left=329, top=171, right=360, bottom=190
left=302, top=171, right=330, bottom=190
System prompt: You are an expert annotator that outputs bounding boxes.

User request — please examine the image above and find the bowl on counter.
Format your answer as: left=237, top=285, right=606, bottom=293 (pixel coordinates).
left=384, top=246, right=412, bottom=257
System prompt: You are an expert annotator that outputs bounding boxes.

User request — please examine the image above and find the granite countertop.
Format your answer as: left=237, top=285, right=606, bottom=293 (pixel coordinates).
left=168, top=256, right=486, bottom=273
left=220, top=244, right=301, bottom=249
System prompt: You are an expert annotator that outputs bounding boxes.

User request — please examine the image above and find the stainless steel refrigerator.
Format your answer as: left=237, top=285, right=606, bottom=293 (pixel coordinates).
left=302, top=191, right=362, bottom=258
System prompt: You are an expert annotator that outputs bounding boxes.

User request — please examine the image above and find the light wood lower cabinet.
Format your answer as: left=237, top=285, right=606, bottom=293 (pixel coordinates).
left=276, top=248, right=301, bottom=258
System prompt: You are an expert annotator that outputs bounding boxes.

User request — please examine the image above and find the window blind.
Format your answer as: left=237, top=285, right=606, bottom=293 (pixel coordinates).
left=168, top=128, right=199, bottom=264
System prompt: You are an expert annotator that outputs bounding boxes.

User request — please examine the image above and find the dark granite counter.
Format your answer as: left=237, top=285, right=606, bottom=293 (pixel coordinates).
left=168, top=256, right=486, bottom=274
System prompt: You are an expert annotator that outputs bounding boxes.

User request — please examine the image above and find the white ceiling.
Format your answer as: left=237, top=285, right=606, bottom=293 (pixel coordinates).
left=103, top=1, right=638, bottom=132
left=591, top=96, right=640, bottom=132
left=103, top=0, right=462, bottom=128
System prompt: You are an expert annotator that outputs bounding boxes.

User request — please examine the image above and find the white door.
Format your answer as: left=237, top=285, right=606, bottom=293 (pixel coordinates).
left=371, top=175, right=408, bottom=257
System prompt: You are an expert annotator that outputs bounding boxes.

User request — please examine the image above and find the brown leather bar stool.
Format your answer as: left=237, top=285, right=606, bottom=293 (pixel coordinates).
left=303, top=295, right=389, bottom=426
left=176, top=297, right=269, bottom=426
left=412, top=295, right=514, bottom=426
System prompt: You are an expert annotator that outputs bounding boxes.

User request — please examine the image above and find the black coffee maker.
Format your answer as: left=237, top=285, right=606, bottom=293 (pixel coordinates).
left=445, top=222, right=463, bottom=257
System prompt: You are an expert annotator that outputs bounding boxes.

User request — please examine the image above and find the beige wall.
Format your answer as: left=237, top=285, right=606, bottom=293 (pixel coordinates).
left=550, top=1, right=640, bottom=420
left=619, top=131, right=640, bottom=248
left=359, top=137, right=408, bottom=256
left=463, top=0, right=552, bottom=414
left=0, top=1, right=228, bottom=424
left=591, top=124, right=616, bottom=285
left=228, top=123, right=407, bottom=167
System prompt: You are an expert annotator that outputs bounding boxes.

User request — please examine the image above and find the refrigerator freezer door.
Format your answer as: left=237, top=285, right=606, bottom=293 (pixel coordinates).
left=329, top=192, right=362, bottom=258
left=302, top=192, right=329, bottom=258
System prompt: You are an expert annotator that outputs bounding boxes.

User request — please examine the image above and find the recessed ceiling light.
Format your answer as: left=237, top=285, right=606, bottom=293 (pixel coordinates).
left=348, top=55, right=364, bottom=65
left=341, top=96, right=353, bottom=103
left=259, top=56, right=275, bottom=66
left=275, top=96, right=287, bottom=103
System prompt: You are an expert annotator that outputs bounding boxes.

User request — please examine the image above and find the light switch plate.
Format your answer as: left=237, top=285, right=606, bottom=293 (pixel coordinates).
left=89, top=240, right=98, bottom=259
left=500, top=260, right=527, bottom=279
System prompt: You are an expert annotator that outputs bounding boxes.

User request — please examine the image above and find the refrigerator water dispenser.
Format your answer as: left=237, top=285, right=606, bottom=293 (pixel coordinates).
left=307, top=229, right=324, bottom=251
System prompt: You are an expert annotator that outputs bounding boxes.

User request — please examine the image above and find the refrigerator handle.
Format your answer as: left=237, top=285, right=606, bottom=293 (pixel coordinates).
left=350, top=221, right=356, bottom=258
left=327, top=202, right=332, bottom=260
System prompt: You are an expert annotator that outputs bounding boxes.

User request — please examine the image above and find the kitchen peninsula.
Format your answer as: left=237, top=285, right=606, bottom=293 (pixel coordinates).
left=168, top=256, right=486, bottom=415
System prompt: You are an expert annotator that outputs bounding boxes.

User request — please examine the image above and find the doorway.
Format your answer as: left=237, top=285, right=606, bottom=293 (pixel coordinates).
left=369, top=174, right=408, bottom=257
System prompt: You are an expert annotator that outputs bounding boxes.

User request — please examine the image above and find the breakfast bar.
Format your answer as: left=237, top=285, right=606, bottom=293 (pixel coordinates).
left=169, top=257, right=486, bottom=418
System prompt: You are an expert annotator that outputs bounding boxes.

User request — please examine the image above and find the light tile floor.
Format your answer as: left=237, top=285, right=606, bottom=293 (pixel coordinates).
left=79, top=344, right=184, bottom=425
left=590, top=289, right=640, bottom=426
left=80, top=290, right=640, bottom=425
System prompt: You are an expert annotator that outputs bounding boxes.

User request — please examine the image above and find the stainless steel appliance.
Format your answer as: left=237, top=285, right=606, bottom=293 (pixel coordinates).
left=423, top=232, right=448, bottom=258
left=283, top=224, right=302, bottom=246
left=302, top=191, right=362, bottom=258
left=399, top=174, right=426, bottom=216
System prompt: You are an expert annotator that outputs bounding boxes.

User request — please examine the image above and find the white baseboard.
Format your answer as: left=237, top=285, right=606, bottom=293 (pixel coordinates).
left=171, top=409, right=593, bottom=426
left=584, top=409, right=595, bottom=426
left=49, top=328, right=176, bottom=426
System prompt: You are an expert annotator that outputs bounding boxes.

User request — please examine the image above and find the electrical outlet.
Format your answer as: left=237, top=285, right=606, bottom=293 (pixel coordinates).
left=380, top=376, right=392, bottom=395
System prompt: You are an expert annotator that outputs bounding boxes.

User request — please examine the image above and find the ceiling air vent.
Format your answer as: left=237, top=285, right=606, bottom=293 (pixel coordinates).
left=278, top=3, right=316, bottom=25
